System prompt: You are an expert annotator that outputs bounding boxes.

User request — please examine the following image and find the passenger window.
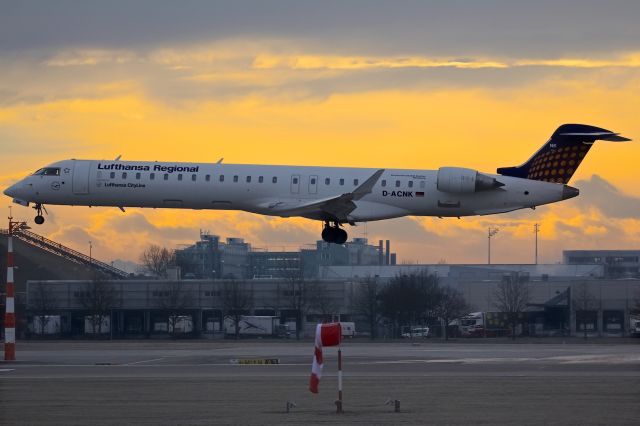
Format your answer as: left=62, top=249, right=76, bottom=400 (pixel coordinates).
left=220, top=175, right=225, bottom=182
left=150, top=173, right=155, bottom=180
left=246, top=176, right=251, bottom=183
left=310, top=177, right=316, bottom=185
left=122, top=172, right=127, bottom=179
left=110, top=172, right=115, bottom=179
left=293, top=177, right=298, bottom=184
left=258, top=176, right=264, bottom=183
left=205, top=175, right=210, bottom=182
left=395, top=180, right=401, bottom=187
left=164, top=174, right=169, bottom=180
left=272, top=177, right=277, bottom=183
left=233, top=175, right=238, bottom=182
left=381, top=179, right=386, bottom=187
left=325, top=178, right=330, bottom=185
left=408, top=181, right=413, bottom=188
left=136, top=173, right=141, bottom=180
left=178, top=174, right=183, bottom=181
left=192, top=174, right=197, bottom=181
left=353, top=179, right=359, bottom=186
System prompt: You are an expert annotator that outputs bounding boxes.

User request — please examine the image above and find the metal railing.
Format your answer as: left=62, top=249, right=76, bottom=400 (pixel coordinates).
left=1, top=228, right=129, bottom=279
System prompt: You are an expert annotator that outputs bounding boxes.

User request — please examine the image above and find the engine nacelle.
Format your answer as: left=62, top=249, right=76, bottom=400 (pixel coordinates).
left=437, top=167, right=504, bottom=193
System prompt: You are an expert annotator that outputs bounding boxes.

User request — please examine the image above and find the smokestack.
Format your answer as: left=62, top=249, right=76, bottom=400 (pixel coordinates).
left=378, top=240, right=384, bottom=266
left=390, top=253, right=397, bottom=265
left=385, top=240, right=390, bottom=265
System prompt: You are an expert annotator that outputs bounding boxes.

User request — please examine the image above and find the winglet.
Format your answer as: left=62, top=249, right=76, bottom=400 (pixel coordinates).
left=352, top=169, right=385, bottom=200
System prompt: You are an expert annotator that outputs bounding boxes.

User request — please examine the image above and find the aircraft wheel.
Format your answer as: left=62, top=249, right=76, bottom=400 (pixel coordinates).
left=335, top=228, right=348, bottom=244
left=321, top=226, right=336, bottom=243
left=34, top=215, right=45, bottom=225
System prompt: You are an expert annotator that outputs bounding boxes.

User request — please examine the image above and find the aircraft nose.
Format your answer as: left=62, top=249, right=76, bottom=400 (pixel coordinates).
left=3, top=183, right=17, bottom=198
left=562, top=185, right=580, bottom=200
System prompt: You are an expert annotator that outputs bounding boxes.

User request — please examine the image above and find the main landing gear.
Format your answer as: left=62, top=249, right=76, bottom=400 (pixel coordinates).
left=33, top=203, right=47, bottom=225
left=322, top=222, right=348, bottom=244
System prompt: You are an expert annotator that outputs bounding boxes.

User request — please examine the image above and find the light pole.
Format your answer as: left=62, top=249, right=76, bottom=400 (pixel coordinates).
left=487, top=227, right=499, bottom=264
left=88, top=240, right=93, bottom=264
left=533, top=223, right=540, bottom=264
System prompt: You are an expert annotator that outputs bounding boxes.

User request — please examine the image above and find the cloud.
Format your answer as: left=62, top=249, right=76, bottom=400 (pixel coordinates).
left=572, top=174, right=640, bottom=218
left=3, top=1, right=640, bottom=59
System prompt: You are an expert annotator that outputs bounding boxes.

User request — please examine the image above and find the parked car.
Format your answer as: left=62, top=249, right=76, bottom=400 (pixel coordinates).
left=401, top=327, right=430, bottom=338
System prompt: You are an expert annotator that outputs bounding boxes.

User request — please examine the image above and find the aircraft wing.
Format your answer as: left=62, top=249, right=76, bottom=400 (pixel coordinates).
left=263, top=169, right=384, bottom=222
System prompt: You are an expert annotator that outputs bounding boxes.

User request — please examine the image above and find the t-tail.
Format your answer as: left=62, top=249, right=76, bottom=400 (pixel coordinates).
left=497, top=124, right=631, bottom=184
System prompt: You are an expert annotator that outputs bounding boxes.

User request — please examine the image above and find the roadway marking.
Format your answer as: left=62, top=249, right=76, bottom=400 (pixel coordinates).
left=125, top=357, right=166, bottom=365
left=0, top=368, right=15, bottom=372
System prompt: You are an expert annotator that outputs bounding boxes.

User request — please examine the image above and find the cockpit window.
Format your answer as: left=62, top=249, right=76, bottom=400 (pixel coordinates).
left=33, top=167, right=60, bottom=176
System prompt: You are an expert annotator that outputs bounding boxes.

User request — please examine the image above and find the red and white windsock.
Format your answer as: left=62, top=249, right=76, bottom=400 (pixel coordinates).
left=309, top=322, right=341, bottom=393
left=4, top=235, right=16, bottom=361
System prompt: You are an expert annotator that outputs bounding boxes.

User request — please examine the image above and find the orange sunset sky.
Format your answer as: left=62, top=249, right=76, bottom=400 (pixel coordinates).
left=1, top=2, right=639, bottom=268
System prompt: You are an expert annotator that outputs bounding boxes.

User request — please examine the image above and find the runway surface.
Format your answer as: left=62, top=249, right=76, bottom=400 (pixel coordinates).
left=1, top=340, right=639, bottom=425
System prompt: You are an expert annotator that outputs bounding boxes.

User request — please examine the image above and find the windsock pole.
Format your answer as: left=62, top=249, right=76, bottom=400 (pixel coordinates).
left=4, top=218, right=16, bottom=361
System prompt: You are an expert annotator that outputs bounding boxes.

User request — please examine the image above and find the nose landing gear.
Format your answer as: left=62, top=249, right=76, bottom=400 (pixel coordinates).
left=321, top=222, right=348, bottom=244
left=33, top=203, right=47, bottom=225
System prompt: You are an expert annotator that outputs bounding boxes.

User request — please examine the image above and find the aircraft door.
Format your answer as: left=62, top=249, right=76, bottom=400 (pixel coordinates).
left=308, top=175, right=318, bottom=194
left=290, top=174, right=300, bottom=194
left=72, top=160, right=91, bottom=194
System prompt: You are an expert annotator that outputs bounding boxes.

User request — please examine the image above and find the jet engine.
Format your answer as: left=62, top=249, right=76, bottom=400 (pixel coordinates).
left=437, top=167, right=504, bottom=193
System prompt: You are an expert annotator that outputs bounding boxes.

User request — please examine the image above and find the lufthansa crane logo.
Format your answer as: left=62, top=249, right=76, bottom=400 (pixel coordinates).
left=51, top=181, right=61, bottom=191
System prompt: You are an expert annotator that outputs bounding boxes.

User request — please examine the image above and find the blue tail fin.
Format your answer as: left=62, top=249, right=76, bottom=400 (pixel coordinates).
left=497, top=124, right=630, bottom=184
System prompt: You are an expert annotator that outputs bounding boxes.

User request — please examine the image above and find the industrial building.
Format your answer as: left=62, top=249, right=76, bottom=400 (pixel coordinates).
left=174, top=231, right=396, bottom=280
left=563, top=250, right=640, bottom=278
left=23, top=264, right=640, bottom=339
left=3, top=227, right=640, bottom=340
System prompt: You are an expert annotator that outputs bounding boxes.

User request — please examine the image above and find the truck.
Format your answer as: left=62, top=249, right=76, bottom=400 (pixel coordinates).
left=224, top=316, right=290, bottom=338
left=458, top=312, right=513, bottom=337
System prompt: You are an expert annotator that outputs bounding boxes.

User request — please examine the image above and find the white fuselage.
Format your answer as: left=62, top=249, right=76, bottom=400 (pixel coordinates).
left=4, top=159, right=572, bottom=223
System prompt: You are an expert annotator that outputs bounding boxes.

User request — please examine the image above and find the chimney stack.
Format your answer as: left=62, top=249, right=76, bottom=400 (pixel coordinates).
left=385, top=240, right=391, bottom=265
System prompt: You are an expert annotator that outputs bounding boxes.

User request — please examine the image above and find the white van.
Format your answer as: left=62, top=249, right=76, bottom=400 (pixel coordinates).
left=401, top=327, right=430, bottom=338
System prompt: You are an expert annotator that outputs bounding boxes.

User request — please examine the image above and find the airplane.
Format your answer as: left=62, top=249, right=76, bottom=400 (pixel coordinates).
left=3, top=124, right=631, bottom=244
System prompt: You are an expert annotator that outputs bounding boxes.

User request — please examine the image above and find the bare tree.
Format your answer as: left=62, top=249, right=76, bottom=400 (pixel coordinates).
left=281, top=259, right=316, bottom=340
left=308, top=281, right=337, bottom=322
left=572, top=283, right=598, bottom=339
left=30, top=282, right=58, bottom=335
left=140, top=244, right=176, bottom=278
left=353, top=276, right=381, bottom=339
left=491, top=273, right=531, bottom=340
left=221, top=280, right=253, bottom=339
left=76, top=275, right=119, bottom=335
left=379, top=271, right=440, bottom=338
left=155, top=282, right=194, bottom=337
left=433, top=286, right=470, bottom=340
